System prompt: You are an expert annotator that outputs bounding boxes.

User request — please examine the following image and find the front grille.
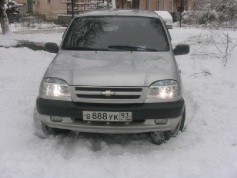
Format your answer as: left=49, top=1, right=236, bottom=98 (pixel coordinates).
left=76, top=94, right=140, bottom=99
left=70, top=86, right=146, bottom=104
left=75, top=87, right=142, bottom=92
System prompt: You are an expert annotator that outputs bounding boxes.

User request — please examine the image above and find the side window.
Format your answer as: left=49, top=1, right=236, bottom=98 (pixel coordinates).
left=162, top=19, right=172, bottom=41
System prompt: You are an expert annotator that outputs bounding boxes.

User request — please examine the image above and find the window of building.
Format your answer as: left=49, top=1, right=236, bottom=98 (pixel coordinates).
left=132, top=0, right=140, bottom=9
left=184, top=0, right=188, bottom=10
left=156, top=0, right=160, bottom=10
left=163, top=0, right=165, bottom=10
left=47, top=0, right=51, bottom=4
left=169, top=0, right=173, bottom=11
left=146, top=0, right=150, bottom=10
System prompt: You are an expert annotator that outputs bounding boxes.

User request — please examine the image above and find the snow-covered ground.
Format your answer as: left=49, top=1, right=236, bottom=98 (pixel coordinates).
left=0, top=25, right=237, bottom=178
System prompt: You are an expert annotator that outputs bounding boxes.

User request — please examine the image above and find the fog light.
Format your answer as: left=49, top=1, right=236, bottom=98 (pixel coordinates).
left=154, top=119, right=168, bottom=124
left=50, top=116, right=63, bottom=122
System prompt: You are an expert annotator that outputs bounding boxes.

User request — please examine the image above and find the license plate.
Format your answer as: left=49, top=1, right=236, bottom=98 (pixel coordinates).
left=83, top=111, right=132, bottom=122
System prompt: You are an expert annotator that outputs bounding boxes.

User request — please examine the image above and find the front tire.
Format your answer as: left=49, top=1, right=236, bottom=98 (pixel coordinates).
left=33, top=108, right=70, bottom=138
left=151, top=131, right=166, bottom=145
left=179, top=108, right=186, bottom=132
left=151, top=108, right=186, bottom=145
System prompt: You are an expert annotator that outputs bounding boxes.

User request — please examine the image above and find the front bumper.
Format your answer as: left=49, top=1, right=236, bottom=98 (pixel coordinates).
left=35, top=110, right=181, bottom=134
left=36, top=98, right=184, bottom=134
left=36, top=98, right=184, bottom=120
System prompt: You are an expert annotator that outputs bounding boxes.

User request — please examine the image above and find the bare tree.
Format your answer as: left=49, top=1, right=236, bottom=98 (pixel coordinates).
left=0, top=0, right=10, bottom=35
left=183, top=0, right=237, bottom=28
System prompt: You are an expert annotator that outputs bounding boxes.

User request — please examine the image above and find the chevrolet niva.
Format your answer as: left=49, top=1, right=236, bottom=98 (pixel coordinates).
left=34, top=10, right=189, bottom=145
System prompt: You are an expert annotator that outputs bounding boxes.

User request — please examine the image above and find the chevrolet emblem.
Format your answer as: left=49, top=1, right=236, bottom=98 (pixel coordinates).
left=101, top=90, right=116, bottom=97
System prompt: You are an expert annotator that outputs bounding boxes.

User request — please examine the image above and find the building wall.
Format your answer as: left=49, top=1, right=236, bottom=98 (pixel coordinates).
left=139, top=0, right=194, bottom=12
left=31, top=0, right=93, bottom=19
left=187, top=0, right=194, bottom=10
left=116, top=0, right=130, bottom=9
left=32, top=0, right=66, bottom=19
left=16, top=0, right=195, bottom=20
left=141, top=0, right=171, bottom=11
left=14, top=0, right=27, bottom=4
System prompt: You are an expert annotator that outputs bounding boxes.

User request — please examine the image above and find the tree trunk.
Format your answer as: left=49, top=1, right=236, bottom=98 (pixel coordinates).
left=0, top=0, right=11, bottom=35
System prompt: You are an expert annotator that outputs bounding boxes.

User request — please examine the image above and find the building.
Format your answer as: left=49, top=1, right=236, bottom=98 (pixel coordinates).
left=117, top=0, right=194, bottom=12
left=31, top=0, right=93, bottom=19
left=13, top=0, right=194, bottom=20
left=31, top=0, right=66, bottom=19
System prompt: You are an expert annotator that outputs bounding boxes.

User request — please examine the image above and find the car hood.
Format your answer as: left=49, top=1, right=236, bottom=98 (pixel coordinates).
left=45, top=50, right=179, bottom=87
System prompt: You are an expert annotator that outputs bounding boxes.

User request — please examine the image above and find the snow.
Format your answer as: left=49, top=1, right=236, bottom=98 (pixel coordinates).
left=155, top=11, right=173, bottom=21
left=0, top=26, right=237, bottom=178
left=154, top=11, right=173, bottom=27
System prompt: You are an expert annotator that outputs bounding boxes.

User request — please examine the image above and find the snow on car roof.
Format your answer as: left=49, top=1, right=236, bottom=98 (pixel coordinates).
left=78, top=10, right=162, bottom=19
left=154, top=11, right=173, bottom=22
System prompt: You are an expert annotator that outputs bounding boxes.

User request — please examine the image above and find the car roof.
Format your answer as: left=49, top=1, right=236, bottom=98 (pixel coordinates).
left=78, top=9, right=161, bottom=19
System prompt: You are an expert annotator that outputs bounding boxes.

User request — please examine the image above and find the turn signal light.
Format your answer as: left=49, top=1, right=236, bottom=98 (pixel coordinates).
left=50, top=116, right=63, bottom=122
left=154, top=119, right=168, bottom=124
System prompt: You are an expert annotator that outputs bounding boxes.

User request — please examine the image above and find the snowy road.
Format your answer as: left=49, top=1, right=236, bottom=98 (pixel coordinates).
left=0, top=27, right=237, bottom=178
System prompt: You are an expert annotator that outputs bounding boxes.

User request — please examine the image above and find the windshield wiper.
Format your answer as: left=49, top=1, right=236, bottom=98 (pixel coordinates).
left=108, top=45, right=137, bottom=51
left=108, top=45, right=157, bottom=51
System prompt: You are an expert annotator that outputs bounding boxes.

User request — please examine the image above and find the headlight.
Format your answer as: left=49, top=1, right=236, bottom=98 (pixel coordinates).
left=147, top=80, right=180, bottom=99
left=40, top=78, right=70, bottom=97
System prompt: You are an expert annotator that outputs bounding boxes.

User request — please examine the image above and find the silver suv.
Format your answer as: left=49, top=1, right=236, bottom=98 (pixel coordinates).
left=34, top=10, right=189, bottom=145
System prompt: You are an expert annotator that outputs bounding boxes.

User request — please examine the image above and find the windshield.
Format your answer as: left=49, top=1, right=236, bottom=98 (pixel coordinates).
left=62, top=16, right=170, bottom=52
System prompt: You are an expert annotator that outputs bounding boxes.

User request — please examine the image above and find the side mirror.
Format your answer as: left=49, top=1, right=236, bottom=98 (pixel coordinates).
left=45, top=42, right=59, bottom=53
left=174, top=44, right=190, bottom=55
